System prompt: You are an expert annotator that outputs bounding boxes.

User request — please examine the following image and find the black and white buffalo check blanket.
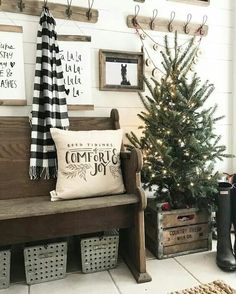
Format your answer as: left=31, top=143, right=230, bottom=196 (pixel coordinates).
left=29, top=7, right=69, bottom=180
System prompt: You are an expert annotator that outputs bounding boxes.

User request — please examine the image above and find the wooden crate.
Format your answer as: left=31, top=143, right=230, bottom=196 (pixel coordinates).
left=145, top=200, right=212, bottom=259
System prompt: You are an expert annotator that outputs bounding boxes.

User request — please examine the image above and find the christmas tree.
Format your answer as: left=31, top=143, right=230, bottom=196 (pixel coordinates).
left=126, top=33, right=229, bottom=209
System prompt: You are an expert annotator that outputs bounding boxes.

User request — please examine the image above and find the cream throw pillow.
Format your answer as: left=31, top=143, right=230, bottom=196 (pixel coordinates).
left=50, top=128, right=125, bottom=201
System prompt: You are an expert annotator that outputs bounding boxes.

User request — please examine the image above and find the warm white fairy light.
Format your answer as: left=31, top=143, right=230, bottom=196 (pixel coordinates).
left=163, top=170, right=167, bottom=174
left=203, top=155, right=207, bottom=159
left=178, top=139, right=185, bottom=147
left=190, top=182, right=194, bottom=186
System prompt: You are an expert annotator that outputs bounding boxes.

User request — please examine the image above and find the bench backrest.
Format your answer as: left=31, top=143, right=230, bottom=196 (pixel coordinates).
left=0, top=109, right=120, bottom=200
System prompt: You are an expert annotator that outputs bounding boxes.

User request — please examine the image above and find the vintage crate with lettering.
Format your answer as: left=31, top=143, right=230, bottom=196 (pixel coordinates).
left=145, top=199, right=212, bottom=259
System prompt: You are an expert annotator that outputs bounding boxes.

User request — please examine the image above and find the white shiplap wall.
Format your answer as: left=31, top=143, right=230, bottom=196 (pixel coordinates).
left=0, top=0, right=233, bottom=172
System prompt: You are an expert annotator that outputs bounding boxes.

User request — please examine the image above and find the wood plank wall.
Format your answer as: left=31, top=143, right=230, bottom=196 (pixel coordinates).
left=0, top=0, right=233, bottom=173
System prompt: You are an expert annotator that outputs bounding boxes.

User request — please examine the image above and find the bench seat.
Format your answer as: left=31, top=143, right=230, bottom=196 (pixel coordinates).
left=0, top=194, right=138, bottom=221
left=0, top=109, right=151, bottom=283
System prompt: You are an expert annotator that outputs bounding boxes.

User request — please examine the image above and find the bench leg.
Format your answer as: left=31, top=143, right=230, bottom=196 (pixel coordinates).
left=120, top=208, right=152, bottom=283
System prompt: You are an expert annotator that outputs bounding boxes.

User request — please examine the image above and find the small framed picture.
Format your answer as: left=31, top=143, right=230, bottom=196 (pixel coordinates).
left=99, top=50, right=144, bottom=92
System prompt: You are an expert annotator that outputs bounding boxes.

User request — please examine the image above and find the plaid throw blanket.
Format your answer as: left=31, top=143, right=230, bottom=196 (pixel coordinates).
left=29, top=7, right=69, bottom=180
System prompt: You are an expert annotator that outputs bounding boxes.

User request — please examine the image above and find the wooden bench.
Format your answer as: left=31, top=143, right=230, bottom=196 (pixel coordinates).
left=0, top=109, right=151, bottom=283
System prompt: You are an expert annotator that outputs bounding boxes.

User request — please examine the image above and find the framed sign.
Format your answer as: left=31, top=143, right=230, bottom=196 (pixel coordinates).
left=0, top=25, right=26, bottom=106
left=99, top=50, right=144, bottom=92
left=58, top=35, right=94, bottom=111
left=167, top=0, right=210, bottom=5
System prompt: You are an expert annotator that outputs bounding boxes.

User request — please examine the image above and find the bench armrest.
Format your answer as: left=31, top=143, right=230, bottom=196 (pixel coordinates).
left=120, top=148, right=147, bottom=211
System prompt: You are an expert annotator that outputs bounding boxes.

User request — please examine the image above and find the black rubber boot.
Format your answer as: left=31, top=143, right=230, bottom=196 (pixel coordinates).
left=216, top=182, right=236, bottom=271
left=231, top=184, right=236, bottom=254
left=230, top=175, right=236, bottom=254
left=226, top=174, right=236, bottom=253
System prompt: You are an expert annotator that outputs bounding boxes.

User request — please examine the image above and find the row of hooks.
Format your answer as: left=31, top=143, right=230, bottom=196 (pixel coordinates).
left=17, top=0, right=95, bottom=20
left=132, top=5, right=208, bottom=36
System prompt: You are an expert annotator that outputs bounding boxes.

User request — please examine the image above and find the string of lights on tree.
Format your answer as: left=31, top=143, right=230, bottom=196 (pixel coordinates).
left=126, top=30, right=229, bottom=209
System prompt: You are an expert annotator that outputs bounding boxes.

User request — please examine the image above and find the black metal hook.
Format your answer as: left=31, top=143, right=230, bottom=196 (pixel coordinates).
left=197, top=15, right=208, bottom=36
left=184, top=13, right=192, bottom=34
left=168, top=11, right=175, bottom=33
left=18, top=0, right=25, bottom=12
left=87, top=0, right=94, bottom=21
left=66, top=0, right=73, bottom=19
left=150, top=9, right=158, bottom=30
left=132, top=5, right=140, bottom=27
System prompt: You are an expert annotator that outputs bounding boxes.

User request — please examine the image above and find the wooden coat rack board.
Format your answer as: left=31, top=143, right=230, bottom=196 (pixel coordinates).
left=127, top=15, right=208, bottom=37
left=0, top=0, right=99, bottom=23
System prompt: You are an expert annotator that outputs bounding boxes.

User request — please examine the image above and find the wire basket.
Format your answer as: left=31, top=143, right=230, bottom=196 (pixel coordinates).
left=24, top=241, right=67, bottom=285
left=0, top=249, right=11, bottom=289
left=81, top=230, right=119, bottom=273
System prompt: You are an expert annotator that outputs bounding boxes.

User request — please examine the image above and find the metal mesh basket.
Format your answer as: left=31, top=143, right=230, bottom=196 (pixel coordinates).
left=0, top=250, right=10, bottom=289
left=81, top=230, right=119, bottom=273
left=24, top=241, right=67, bottom=285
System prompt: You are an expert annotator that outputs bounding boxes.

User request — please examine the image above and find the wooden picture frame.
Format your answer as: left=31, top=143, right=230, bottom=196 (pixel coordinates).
left=167, top=0, right=210, bottom=6
left=99, top=50, right=144, bottom=92
left=58, top=35, right=94, bottom=111
left=0, top=25, right=26, bottom=106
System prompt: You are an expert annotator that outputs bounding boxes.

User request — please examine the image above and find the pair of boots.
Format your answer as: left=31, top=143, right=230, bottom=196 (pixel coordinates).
left=216, top=180, right=236, bottom=271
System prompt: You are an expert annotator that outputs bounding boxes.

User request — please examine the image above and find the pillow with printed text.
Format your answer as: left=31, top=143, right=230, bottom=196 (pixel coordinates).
left=50, top=128, right=125, bottom=201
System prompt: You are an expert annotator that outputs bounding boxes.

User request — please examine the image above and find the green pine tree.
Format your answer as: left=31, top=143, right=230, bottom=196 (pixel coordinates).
left=126, top=33, right=230, bottom=209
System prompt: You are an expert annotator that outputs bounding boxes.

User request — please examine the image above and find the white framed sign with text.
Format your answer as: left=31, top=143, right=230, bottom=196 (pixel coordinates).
left=0, top=25, right=26, bottom=106
left=58, top=35, right=93, bottom=110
